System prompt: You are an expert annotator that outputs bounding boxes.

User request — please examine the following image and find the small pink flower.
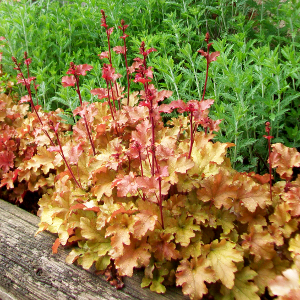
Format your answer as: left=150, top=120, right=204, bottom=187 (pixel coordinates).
left=24, top=58, right=32, bottom=66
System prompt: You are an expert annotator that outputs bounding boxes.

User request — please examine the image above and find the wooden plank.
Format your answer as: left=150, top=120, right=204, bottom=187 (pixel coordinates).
left=0, top=200, right=187, bottom=300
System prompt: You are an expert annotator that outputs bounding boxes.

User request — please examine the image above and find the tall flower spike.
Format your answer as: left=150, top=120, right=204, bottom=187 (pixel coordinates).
left=62, top=62, right=96, bottom=155
left=118, top=19, right=130, bottom=105
left=198, top=32, right=220, bottom=101
left=100, top=9, right=108, bottom=29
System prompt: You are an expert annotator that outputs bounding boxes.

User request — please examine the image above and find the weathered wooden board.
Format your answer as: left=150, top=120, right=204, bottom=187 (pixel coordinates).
left=0, top=200, right=188, bottom=300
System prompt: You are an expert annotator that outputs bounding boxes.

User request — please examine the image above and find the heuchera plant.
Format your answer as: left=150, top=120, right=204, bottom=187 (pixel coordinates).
left=0, top=62, right=67, bottom=208
left=5, top=11, right=300, bottom=300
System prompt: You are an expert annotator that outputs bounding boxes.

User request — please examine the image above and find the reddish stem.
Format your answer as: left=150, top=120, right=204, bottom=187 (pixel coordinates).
left=107, top=32, right=112, bottom=65
left=119, top=20, right=130, bottom=105
left=54, top=130, right=82, bottom=189
left=74, top=74, right=96, bottom=156
left=201, top=43, right=211, bottom=102
left=109, top=81, right=117, bottom=111
left=105, top=80, right=115, bottom=119
left=13, top=56, right=82, bottom=189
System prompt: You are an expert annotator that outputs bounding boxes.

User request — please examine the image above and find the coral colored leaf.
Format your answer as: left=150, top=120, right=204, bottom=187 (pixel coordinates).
left=0, top=170, right=18, bottom=189
left=70, top=203, right=100, bottom=213
left=269, top=268, right=299, bottom=297
left=174, top=155, right=195, bottom=173
left=279, top=289, right=300, bottom=300
left=20, top=95, right=31, bottom=103
left=155, top=90, right=173, bottom=103
left=144, top=47, right=157, bottom=56
left=68, top=143, right=84, bottom=165
left=283, top=187, right=300, bottom=217
left=52, top=238, right=60, bottom=254
left=208, top=51, right=220, bottom=62
left=75, top=64, right=93, bottom=76
left=198, top=99, right=215, bottom=111
left=131, top=119, right=152, bottom=147
left=136, top=176, right=170, bottom=199
left=112, top=172, right=139, bottom=197
left=242, top=227, right=276, bottom=262
left=113, top=45, right=126, bottom=54
left=47, top=145, right=60, bottom=152
left=91, top=170, right=115, bottom=200
left=235, top=175, right=271, bottom=212
left=176, top=257, right=215, bottom=300
left=133, top=210, right=158, bottom=239
left=70, top=203, right=85, bottom=211
left=269, top=202, right=294, bottom=241
left=270, top=143, right=300, bottom=180
left=102, top=64, right=121, bottom=82
left=25, top=146, right=56, bottom=174
left=0, top=150, right=15, bottom=172
left=114, top=238, right=151, bottom=276
left=165, top=155, right=194, bottom=185
left=98, top=51, right=109, bottom=59
left=62, top=75, right=76, bottom=87
left=169, top=99, right=188, bottom=113
left=106, top=214, right=135, bottom=257
left=150, top=232, right=180, bottom=261
left=158, top=103, right=174, bottom=113
left=206, top=239, right=243, bottom=289
left=197, top=169, right=237, bottom=209
left=110, top=205, right=136, bottom=220
left=90, top=87, right=108, bottom=99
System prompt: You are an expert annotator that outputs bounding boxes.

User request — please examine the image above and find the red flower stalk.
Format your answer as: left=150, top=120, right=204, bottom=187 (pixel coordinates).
left=198, top=32, right=220, bottom=101
left=102, top=63, right=120, bottom=118
left=12, top=54, right=51, bottom=142
left=62, top=62, right=96, bottom=156
left=13, top=55, right=82, bottom=189
left=135, top=42, right=157, bottom=176
left=48, top=122, right=82, bottom=189
left=263, top=121, right=274, bottom=202
left=100, top=10, right=122, bottom=105
left=101, top=9, right=113, bottom=66
left=118, top=19, right=131, bottom=105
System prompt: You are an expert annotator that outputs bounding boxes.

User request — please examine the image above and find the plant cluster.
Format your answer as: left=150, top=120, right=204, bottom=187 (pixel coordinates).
left=0, top=9, right=299, bottom=299
left=0, top=84, right=68, bottom=212
left=0, top=36, right=68, bottom=211
left=1, top=0, right=299, bottom=174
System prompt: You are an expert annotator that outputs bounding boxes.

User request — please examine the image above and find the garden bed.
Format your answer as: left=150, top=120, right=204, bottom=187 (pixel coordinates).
left=0, top=199, right=187, bottom=300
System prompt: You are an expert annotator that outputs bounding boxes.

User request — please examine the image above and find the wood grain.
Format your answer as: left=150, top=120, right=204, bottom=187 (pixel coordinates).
left=0, top=200, right=187, bottom=300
